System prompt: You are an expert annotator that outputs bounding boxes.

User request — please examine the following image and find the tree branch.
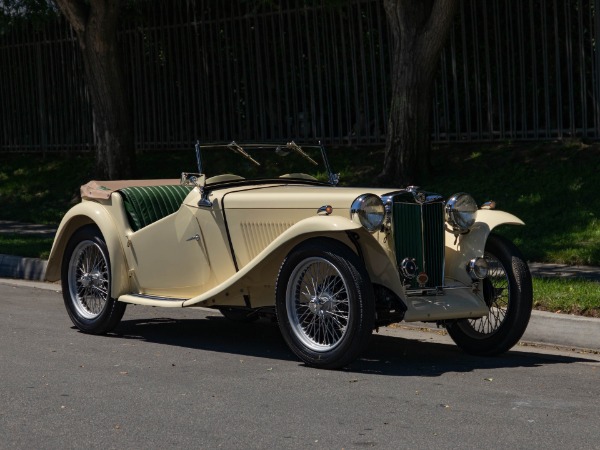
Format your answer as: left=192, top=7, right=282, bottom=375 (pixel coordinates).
left=422, top=0, right=457, bottom=50
left=54, top=0, right=88, bottom=35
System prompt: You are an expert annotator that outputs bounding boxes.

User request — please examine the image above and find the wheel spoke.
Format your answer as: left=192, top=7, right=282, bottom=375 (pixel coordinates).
left=68, top=239, right=110, bottom=319
left=286, top=256, right=351, bottom=352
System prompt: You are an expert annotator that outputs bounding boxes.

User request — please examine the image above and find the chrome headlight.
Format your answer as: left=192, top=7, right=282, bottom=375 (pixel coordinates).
left=351, top=194, right=384, bottom=232
left=445, top=193, right=477, bottom=232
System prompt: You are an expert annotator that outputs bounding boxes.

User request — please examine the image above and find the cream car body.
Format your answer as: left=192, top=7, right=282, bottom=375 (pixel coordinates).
left=46, top=143, right=533, bottom=369
left=46, top=184, right=520, bottom=319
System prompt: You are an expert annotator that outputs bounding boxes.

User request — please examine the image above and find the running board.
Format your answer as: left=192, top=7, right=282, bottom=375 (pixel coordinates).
left=118, top=293, right=188, bottom=307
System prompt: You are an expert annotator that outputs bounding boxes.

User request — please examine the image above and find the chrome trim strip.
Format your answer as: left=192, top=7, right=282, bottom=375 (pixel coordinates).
left=129, top=293, right=188, bottom=302
left=405, top=285, right=474, bottom=297
left=381, top=189, right=444, bottom=204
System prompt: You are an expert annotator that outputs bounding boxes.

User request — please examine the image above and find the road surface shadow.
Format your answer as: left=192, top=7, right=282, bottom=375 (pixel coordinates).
left=351, top=332, right=598, bottom=376
left=104, top=310, right=598, bottom=377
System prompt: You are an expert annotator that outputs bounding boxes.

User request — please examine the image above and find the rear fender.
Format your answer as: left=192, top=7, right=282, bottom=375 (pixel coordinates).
left=45, top=197, right=131, bottom=298
left=445, top=209, right=524, bottom=285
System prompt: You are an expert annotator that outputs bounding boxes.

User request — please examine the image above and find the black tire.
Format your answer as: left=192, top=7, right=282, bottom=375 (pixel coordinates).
left=275, top=238, right=375, bottom=369
left=61, top=225, right=126, bottom=334
left=446, top=233, right=533, bottom=355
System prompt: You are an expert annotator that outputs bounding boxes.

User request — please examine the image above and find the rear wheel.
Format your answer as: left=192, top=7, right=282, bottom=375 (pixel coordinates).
left=446, top=233, right=532, bottom=355
left=61, top=225, right=126, bottom=334
left=276, top=239, right=375, bottom=369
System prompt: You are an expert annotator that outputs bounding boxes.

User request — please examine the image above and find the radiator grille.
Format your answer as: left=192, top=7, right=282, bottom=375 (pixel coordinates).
left=393, top=201, right=445, bottom=289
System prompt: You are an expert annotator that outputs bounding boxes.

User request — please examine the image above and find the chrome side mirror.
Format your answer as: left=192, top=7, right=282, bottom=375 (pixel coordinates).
left=180, top=172, right=203, bottom=186
left=180, top=173, right=212, bottom=208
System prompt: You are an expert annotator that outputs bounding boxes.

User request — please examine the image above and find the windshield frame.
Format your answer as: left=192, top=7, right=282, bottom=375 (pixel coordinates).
left=194, top=141, right=339, bottom=186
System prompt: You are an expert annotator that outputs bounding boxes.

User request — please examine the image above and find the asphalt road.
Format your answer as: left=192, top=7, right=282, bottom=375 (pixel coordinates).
left=1, top=282, right=599, bottom=449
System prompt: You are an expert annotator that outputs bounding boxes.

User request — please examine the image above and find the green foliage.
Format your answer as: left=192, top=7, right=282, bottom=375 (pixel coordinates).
left=2, top=141, right=600, bottom=267
left=0, top=0, right=57, bottom=34
left=0, top=234, right=52, bottom=259
left=0, top=153, right=94, bottom=225
left=421, top=141, right=600, bottom=266
left=301, top=141, right=600, bottom=267
left=0, top=141, right=599, bottom=316
left=533, top=277, right=600, bottom=318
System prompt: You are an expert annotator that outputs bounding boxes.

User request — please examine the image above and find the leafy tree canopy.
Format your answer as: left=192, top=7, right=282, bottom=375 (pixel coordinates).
left=0, top=0, right=57, bottom=33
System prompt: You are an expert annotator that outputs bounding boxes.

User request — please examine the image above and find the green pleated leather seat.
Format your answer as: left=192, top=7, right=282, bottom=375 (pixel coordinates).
left=118, top=185, right=194, bottom=231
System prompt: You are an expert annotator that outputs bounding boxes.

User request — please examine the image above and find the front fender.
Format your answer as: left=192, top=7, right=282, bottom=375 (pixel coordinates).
left=45, top=198, right=130, bottom=298
left=183, top=215, right=379, bottom=307
left=445, top=209, right=524, bottom=284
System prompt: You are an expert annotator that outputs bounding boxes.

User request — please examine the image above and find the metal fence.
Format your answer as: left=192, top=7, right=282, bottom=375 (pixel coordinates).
left=123, top=0, right=391, bottom=149
left=0, top=17, right=93, bottom=152
left=434, top=0, right=600, bottom=141
left=0, top=0, right=599, bottom=153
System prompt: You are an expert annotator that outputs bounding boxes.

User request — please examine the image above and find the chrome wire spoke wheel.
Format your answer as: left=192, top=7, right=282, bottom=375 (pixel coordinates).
left=276, top=239, right=375, bottom=368
left=67, top=240, right=110, bottom=319
left=286, top=257, right=350, bottom=352
left=466, top=253, right=510, bottom=336
left=61, top=226, right=126, bottom=334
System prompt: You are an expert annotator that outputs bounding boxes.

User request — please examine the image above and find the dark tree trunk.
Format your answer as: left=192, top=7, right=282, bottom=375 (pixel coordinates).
left=55, top=0, right=134, bottom=180
left=379, top=0, right=457, bottom=186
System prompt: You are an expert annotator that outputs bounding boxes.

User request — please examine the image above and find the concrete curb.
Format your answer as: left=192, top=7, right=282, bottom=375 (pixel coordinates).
left=401, top=310, right=600, bottom=353
left=521, top=310, right=600, bottom=352
left=0, top=254, right=47, bottom=281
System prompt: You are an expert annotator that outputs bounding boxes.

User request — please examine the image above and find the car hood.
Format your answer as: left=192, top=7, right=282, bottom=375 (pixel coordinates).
left=221, top=184, right=394, bottom=210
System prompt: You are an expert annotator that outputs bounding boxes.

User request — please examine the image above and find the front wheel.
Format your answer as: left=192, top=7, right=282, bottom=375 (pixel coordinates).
left=61, top=225, right=126, bottom=334
left=446, top=233, right=533, bottom=355
left=276, top=238, right=375, bottom=369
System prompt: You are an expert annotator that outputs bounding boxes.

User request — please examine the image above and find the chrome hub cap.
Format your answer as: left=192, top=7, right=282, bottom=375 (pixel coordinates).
left=308, top=293, right=335, bottom=316
left=80, top=271, right=102, bottom=288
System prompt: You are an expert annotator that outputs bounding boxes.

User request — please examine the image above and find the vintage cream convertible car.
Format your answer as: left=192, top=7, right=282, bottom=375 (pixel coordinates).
left=45, top=142, right=532, bottom=369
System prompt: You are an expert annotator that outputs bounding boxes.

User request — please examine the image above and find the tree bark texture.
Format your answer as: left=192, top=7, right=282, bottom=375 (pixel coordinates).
left=380, top=0, right=457, bottom=186
left=55, top=0, right=134, bottom=180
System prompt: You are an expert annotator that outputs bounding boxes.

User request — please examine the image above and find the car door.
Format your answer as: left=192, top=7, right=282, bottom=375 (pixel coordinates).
left=126, top=205, right=213, bottom=297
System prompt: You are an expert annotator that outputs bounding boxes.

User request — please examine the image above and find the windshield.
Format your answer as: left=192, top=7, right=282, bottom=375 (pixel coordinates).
left=195, top=142, right=338, bottom=185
